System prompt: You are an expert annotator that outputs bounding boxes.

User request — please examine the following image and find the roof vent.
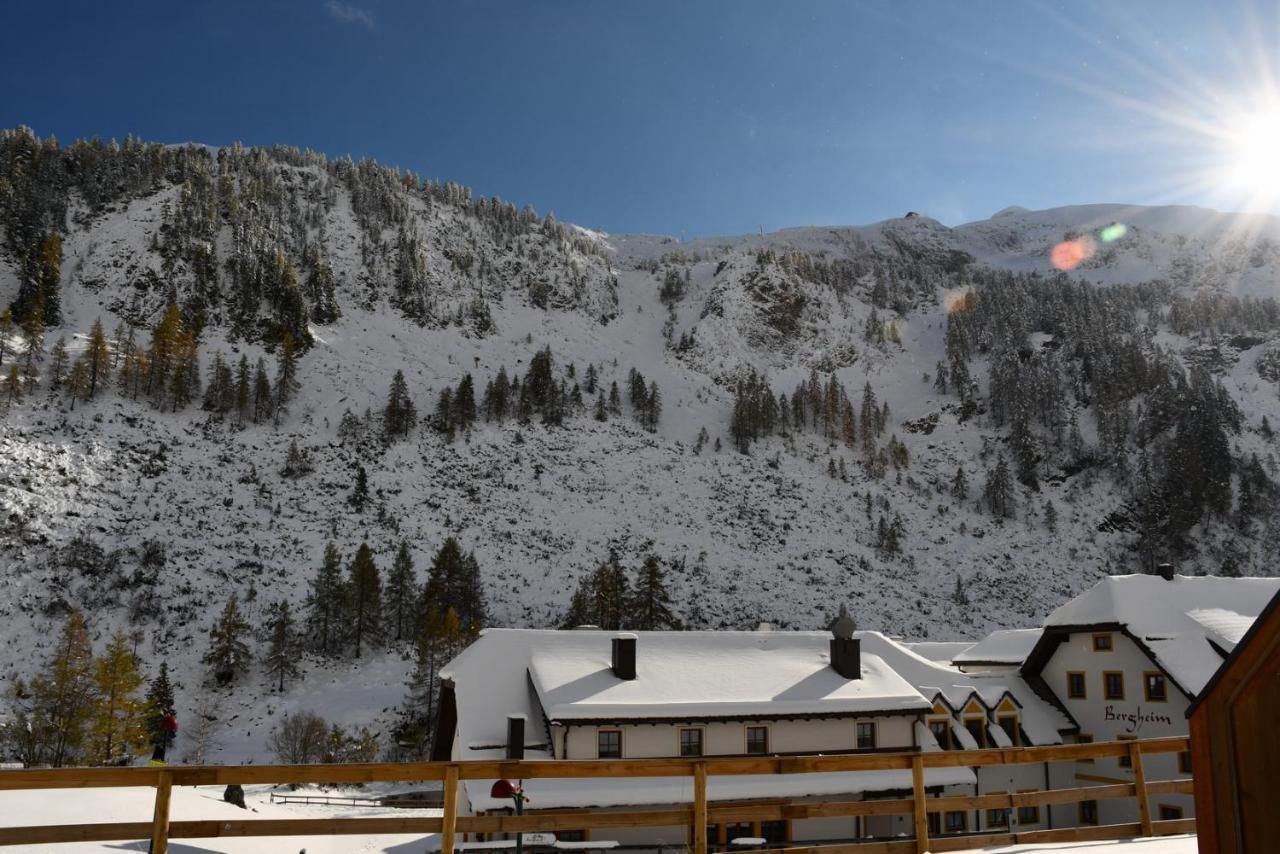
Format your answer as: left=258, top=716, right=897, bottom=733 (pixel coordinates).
left=830, top=605, right=861, bottom=680
left=611, top=633, right=637, bottom=680
left=1156, top=563, right=1175, bottom=581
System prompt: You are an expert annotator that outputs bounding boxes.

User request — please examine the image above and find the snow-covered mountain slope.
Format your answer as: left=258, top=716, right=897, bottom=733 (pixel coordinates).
left=2, top=130, right=1279, bottom=763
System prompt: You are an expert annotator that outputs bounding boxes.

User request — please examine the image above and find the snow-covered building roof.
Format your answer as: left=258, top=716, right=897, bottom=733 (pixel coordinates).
left=901, top=641, right=974, bottom=664
left=438, top=628, right=1070, bottom=811
left=952, top=628, right=1043, bottom=666
left=528, top=631, right=929, bottom=721
left=1025, top=574, right=1280, bottom=697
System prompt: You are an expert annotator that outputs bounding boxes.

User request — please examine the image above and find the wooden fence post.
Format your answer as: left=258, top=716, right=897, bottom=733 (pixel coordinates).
left=693, top=761, right=708, bottom=854
left=911, top=754, right=929, bottom=854
left=1130, top=741, right=1153, bottom=837
left=150, top=770, right=172, bottom=854
left=441, top=764, right=460, bottom=854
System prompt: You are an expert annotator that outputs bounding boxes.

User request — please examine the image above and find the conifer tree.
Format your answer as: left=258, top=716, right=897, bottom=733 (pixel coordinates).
left=305, top=543, right=347, bottom=655
left=252, top=358, right=272, bottom=423
left=0, top=308, right=13, bottom=367
left=86, top=318, right=110, bottom=398
left=349, top=464, right=370, bottom=512
left=385, top=540, right=417, bottom=643
left=66, top=357, right=89, bottom=409
left=384, top=369, right=416, bottom=437
left=144, top=663, right=175, bottom=752
left=48, top=335, right=68, bottom=390
left=983, top=455, right=1016, bottom=519
left=264, top=600, right=301, bottom=692
left=594, top=392, right=607, bottom=422
left=645, top=381, right=662, bottom=431
left=234, top=355, right=251, bottom=425
left=203, top=595, right=252, bottom=685
left=88, top=629, right=149, bottom=765
left=348, top=542, right=382, bottom=658
left=20, top=302, right=44, bottom=391
left=28, top=611, right=95, bottom=766
left=608, top=380, right=621, bottom=415
left=950, top=466, right=968, bottom=500
left=454, top=373, right=476, bottom=428
left=629, top=555, right=678, bottom=630
left=274, top=331, right=300, bottom=422
left=5, top=364, right=22, bottom=407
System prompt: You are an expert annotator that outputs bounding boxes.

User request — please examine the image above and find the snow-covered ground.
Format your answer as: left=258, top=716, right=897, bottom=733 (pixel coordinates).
left=953, top=837, right=1197, bottom=854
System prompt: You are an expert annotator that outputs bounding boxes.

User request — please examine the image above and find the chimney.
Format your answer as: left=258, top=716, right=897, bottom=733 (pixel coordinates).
left=1156, top=563, right=1175, bottom=581
left=829, top=605, right=861, bottom=680
left=611, top=633, right=637, bottom=680
left=506, top=714, right=526, bottom=760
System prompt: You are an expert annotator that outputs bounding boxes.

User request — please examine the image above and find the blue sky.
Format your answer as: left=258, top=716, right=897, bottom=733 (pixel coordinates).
left=2, top=1, right=1277, bottom=236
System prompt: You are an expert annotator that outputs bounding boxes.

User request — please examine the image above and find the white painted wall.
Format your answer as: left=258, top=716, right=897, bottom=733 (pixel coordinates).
left=559, top=714, right=918, bottom=759
left=1041, top=630, right=1195, bottom=823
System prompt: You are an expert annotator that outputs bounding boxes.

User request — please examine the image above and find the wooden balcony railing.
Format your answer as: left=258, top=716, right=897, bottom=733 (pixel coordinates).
left=0, top=736, right=1195, bottom=854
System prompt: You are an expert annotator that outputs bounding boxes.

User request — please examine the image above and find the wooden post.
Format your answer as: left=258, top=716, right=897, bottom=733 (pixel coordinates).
left=150, top=770, right=172, bottom=854
left=441, top=764, right=460, bottom=854
left=1130, top=741, right=1153, bottom=837
left=693, top=761, right=708, bottom=854
left=911, top=754, right=929, bottom=854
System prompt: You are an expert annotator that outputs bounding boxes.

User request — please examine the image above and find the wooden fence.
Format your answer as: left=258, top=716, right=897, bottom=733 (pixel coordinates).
left=0, top=736, right=1194, bottom=854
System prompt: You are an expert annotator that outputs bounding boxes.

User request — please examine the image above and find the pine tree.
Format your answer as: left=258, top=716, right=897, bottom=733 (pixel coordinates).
left=305, top=543, right=347, bottom=656
left=234, top=355, right=251, bottom=426
left=593, top=392, right=607, bottom=422
left=950, top=466, right=968, bottom=500
left=384, top=369, right=416, bottom=438
left=281, top=437, right=313, bottom=478
left=252, top=358, right=272, bottom=423
left=385, top=540, right=417, bottom=643
left=144, top=663, right=175, bottom=752
left=983, top=455, right=1016, bottom=519
left=274, top=331, right=300, bottom=422
left=0, top=308, right=13, bottom=367
left=86, top=318, right=110, bottom=398
left=204, top=595, right=251, bottom=686
left=264, top=600, right=301, bottom=692
left=349, top=464, right=370, bottom=512
left=629, top=555, right=678, bottom=630
left=402, top=605, right=463, bottom=756
left=48, top=335, right=68, bottom=390
left=28, top=611, right=96, bottom=766
left=608, top=380, right=621, bottom=416
left=454, top=373, right=476, bottom=428
left=645, top=381, right=662, bottom=432
left=88, top=629, right=149, bottom=765
left=5, top=363, right=23, bottom=407
left=66, top=357, right=89, bottom=409
left=348, top=542, right=382, bottom=659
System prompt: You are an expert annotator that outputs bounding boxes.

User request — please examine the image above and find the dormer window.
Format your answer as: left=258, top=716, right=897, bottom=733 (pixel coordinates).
left=997, top=714, right=1018, bottom=744
left=928, top=719, right=952, bottom=750
left=1092, top=633, right=1114, bottom=651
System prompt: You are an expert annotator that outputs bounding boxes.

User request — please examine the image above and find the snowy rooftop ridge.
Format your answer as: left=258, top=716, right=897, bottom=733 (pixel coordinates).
left=1037, top=574, right=1280, bottom=695
left=952, top=628, right=1043, bottom=665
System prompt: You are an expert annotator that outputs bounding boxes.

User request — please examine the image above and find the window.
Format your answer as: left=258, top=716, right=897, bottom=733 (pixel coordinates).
left=1017, top=794, right=1040, bottom=825
left=1093, top=633, right=1114, bottom=651
left=929, top=719, right=952, bottom=750
left=1159, top=805, right=1184, bottom=821
left=1079, top=800, right=1099, bottom=825
left=1103, top=671, right=1125, bottom=700
left=856, top=721, right=877, bottom=749
left=704, top=825, right=719, bottom=848
left=746, top=726, right=769, bottom=755
left=679, top=728, right=704, bottom=757
left=1067, top=672, right=1087, bottom=699
left=760, top=820, right=788, bottom=844
left=965, top=717, right=986, bottom=748
left=1179, top=751, right=1193, bottom=774
left=986, top=799, right=1009, bottom=828
left=944, top=811, right=967, bottom=833
left=998, top=714, right=1019, bottom=744
left=1144, top=672, right=1168, bottom=702
left=597, top=729, right=622, bottom=759
left=927, top=813, right=941, bottom=835
left=1078, top=734, right=1094, bottom=764
left=1118, top=734, right=1136, bottom=768
left=726, top=822, right=753, bottom=842
left=557, top=831, right=586, bottom=843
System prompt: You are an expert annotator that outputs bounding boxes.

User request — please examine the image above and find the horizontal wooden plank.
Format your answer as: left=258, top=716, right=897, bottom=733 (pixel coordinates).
left=774, top=842, right=915, bottom=854
left=0, top=769, right=162, bottom=790
left=1152, top=817, right=1197, bottom=836
left=0, top=822, right=155, bottom=845
left=1013, top=783, right=1135, bottom=807
left=928, top=832, right=1016, bottom=852
left=1145, top=778, right=1194, bottom=796
left=461, top=810, right=690, bottom=832
left=1016, top=821, right=1142, bottom=844
left=172, top=763, right=449, bottom=786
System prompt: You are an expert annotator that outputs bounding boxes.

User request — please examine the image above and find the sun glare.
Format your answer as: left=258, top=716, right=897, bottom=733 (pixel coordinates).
left=1221, top=108, right=1280, bottom=198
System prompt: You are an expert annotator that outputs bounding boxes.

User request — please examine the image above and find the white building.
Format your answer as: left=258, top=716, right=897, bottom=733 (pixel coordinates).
left=434, top=620, right=1073, bottom=848
left=1012, top=571, right=1280, bottom=827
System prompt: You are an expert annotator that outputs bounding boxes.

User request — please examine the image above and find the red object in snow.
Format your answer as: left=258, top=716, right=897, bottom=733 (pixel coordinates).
left=161, top=712, right=178, bottom=734
left=490, top=779, right=517, bottom=800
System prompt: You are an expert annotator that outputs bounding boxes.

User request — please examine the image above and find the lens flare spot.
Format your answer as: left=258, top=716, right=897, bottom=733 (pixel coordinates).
left=944, top=288, right=975, bottom=314
left=1100, top=223, right=1127, bottom=243
left=1050, top=236, right=1095, bottom=271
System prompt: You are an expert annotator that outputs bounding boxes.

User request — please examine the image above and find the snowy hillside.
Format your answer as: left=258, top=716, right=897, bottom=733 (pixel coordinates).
left=2, top=128, right=1279, bottom=764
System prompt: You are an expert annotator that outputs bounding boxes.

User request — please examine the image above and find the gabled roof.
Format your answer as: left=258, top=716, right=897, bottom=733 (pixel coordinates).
left=528, top=631, right=929, bottom=721
left=1025, top=574, right=1280, bottom=697
left=1187, top=587, right=1280, bottom=718
left=901, top=641, right=975, bottom=664
left=952, top=628, right=1043, bottom=666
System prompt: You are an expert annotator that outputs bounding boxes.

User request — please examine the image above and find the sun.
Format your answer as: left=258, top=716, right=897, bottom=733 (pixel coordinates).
left=1220, top=108, right=1280, bottom=199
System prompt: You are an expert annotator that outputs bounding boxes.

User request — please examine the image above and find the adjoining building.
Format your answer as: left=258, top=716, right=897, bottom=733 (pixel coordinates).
left=433, top=572, right=1279, bottom=849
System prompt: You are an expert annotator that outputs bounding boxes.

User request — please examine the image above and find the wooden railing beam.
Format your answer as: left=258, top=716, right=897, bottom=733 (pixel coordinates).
left=440, top=764, right=459, bottom=854
left=149, top=770, right=172, bottom=854
left=692, top=761, right=708, bottom=854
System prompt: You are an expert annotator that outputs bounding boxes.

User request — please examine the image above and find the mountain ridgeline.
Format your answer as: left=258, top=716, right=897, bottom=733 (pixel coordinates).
left=2, top=125, right=1280, bottom=707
